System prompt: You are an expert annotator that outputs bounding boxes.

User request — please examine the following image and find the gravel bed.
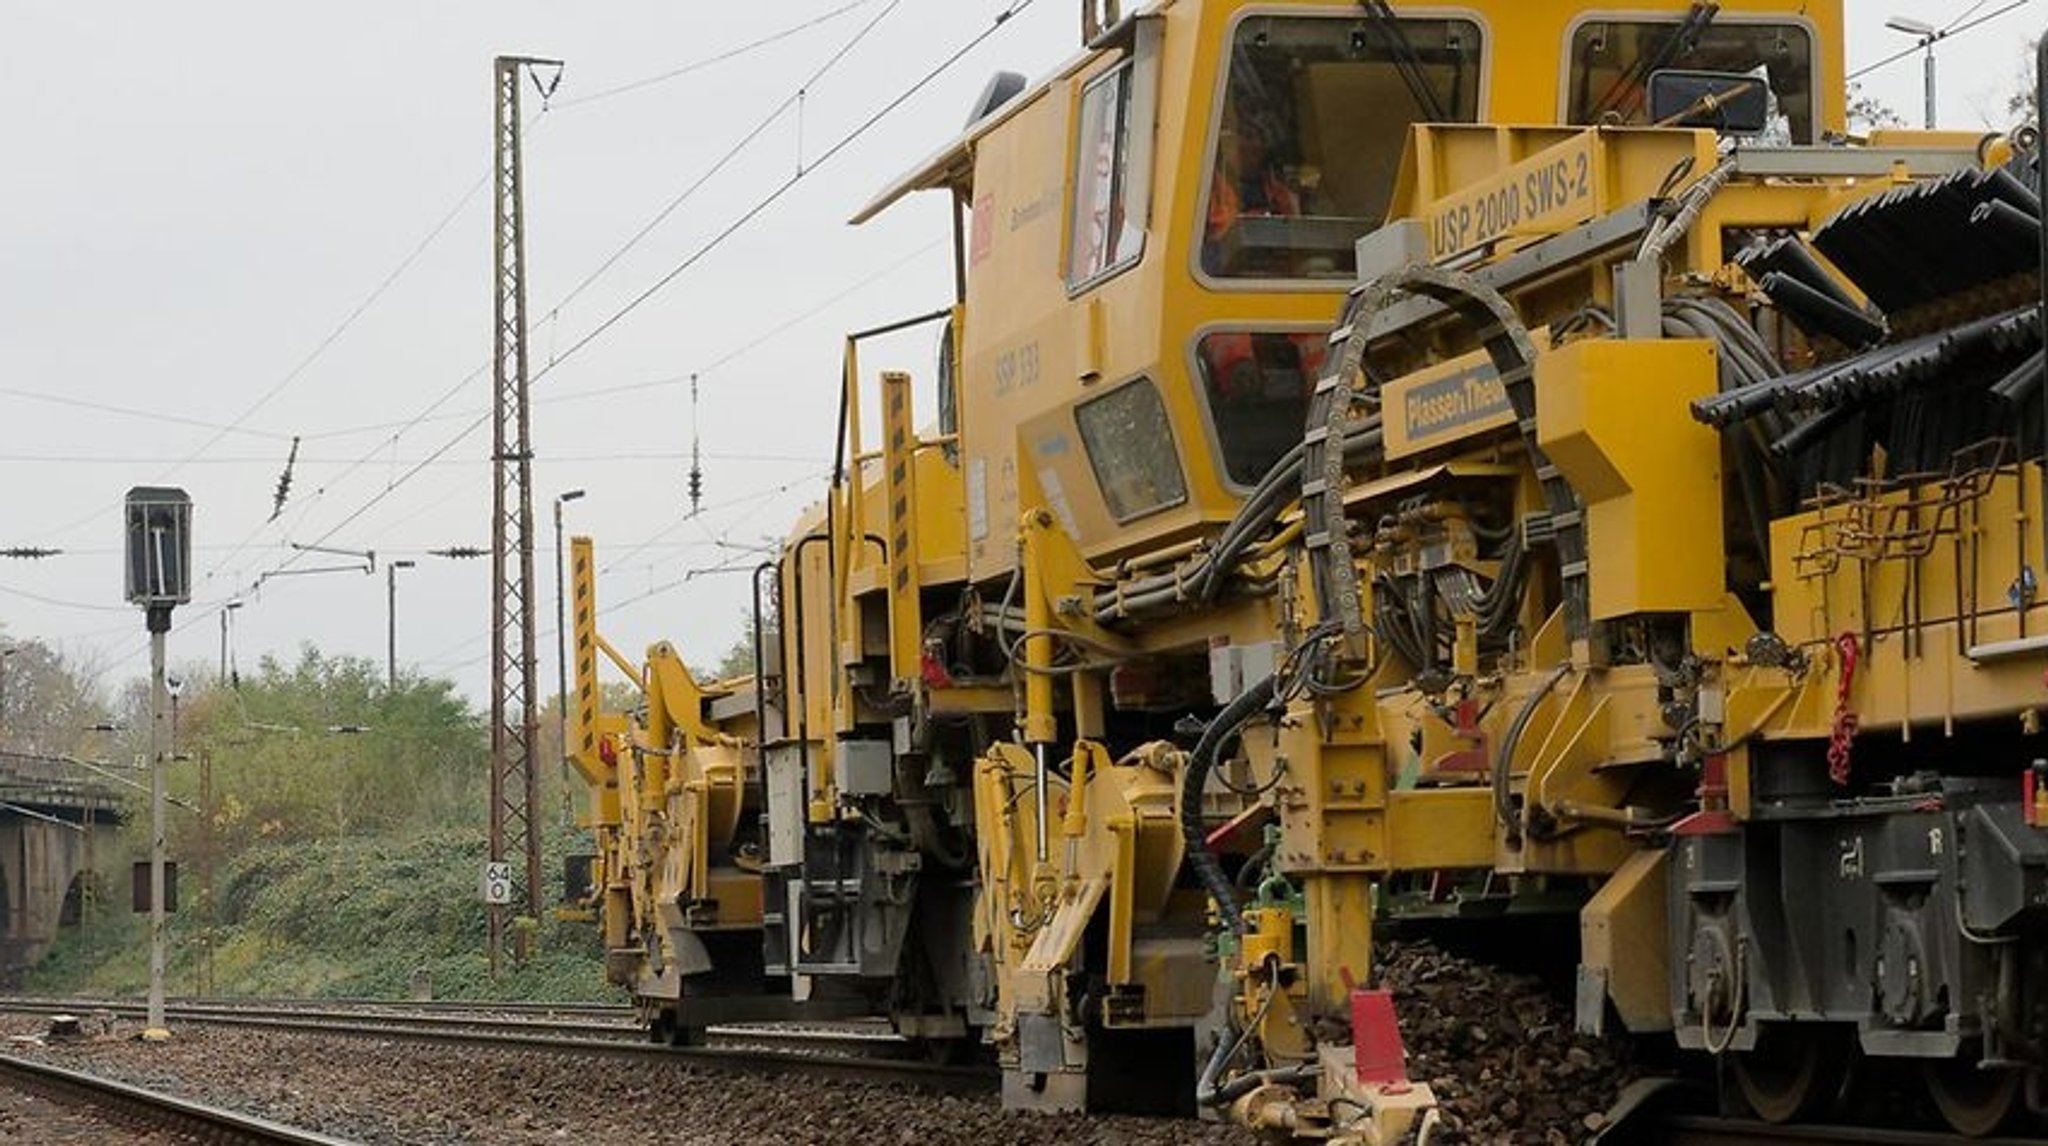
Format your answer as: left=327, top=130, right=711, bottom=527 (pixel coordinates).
left=1377, top=941, right=1633, bottom=1145
left=0, top=939, right=1628, bottom=1146
left=0, top=1068, right=196, bottom=1144
left=0, top=1014, right=1258, bottom=1146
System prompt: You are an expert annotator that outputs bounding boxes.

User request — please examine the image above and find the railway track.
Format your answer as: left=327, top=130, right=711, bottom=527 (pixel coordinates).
left=0, top=1050, right=364, bottom=1145
left=1652, top=1115, right=2048, bottom=1145
left=0, top=997, right=990, bottom=1095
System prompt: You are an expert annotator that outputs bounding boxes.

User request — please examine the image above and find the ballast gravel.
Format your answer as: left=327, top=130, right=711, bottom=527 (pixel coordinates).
left=0, top=941, right=1631, bottom=1146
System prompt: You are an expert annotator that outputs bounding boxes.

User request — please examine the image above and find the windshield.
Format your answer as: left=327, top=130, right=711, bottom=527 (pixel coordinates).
left=1568, top=20, right=1815, bottom=141
left=1202, top=15, right=1482, bottom=281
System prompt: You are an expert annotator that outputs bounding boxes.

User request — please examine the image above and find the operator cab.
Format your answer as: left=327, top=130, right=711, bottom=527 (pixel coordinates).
left=857, top=0, right=1843, bottom=575
left=1185, top=5, right=1828, bottom=516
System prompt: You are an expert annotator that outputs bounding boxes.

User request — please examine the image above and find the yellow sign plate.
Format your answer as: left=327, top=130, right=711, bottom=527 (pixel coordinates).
left=1426, top=134, right=1600, bottom=261
left=1382, top=333, right=1551, bottom=461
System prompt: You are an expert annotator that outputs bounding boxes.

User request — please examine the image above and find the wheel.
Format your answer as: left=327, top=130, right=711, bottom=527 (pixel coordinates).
left=1925, top=1056, right=2024, bottom=1138
left=917, top=1036, right=979, bottom=1066
left=667, top=1021, right=707, bottom=1048
left=647, top=1008, right=675, bottom=1045
left=1730, top=1025, right=1850, bottom=1124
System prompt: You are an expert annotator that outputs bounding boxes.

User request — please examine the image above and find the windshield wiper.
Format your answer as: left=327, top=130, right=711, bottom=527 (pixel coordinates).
left=1591, top=1, right=1719, bottom=122
left=1359, top=1, right=1450, bottom=123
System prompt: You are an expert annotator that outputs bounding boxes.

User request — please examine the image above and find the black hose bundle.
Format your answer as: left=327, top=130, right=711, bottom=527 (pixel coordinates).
left=1179, top=673, right=1278, bottom=936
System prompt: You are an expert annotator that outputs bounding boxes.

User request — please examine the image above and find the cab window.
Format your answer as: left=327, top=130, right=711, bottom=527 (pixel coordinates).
left=1202, top=15, right=1482, bottom=281
left=1076, top=378, right=1187, bottom=521
left=1567, top=21, right=1815, bottom=142
left=1067, top=62, right=1144, bottom=286
left=1195, top=332, right=1329, bottom=486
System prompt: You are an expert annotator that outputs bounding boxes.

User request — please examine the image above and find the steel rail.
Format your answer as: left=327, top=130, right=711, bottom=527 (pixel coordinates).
left=0, top=998, right=909, bottom=1056
left=5, top=994, right=633, bottom=1019
left=177, top=1018, right=991, bottom=1094
left=1, top=1001, right=989, bottom=1096
left=1657, top=1115, right=2044, bottom=1146
left=0, top=1050, right=364, bottom=1145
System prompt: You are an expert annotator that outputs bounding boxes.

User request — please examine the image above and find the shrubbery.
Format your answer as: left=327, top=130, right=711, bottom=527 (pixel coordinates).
left=25, top=646, right=617, bottom=1003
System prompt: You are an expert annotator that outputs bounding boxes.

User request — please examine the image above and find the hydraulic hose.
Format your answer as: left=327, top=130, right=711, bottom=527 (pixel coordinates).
left=1492, top=665, right=1571, bottom=844
left=1196, top=953, right=1319, bottom=1109
left=1181, top=673, right=1278, bottom=936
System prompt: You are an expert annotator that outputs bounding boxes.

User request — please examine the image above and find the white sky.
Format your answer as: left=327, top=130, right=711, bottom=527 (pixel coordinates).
left=0, top=0, right=2041, bottom=710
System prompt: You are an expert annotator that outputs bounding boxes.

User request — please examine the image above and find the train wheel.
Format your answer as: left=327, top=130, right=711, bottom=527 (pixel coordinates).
left=647, top=1009, right=675, bottom=1045
left=1924, top=1056, right=2024, bottom=1138
left=1731, top=1026, right=1849, bottom=1124
left=917, top=1036, right=978, bottom=1066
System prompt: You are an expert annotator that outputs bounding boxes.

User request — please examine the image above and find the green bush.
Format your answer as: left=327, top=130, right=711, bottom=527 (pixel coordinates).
left=24, top=647, right=620, bottom=1004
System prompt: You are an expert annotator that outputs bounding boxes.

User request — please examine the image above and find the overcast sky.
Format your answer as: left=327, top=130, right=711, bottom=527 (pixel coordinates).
left=0, top=0, right=2040, bottom=713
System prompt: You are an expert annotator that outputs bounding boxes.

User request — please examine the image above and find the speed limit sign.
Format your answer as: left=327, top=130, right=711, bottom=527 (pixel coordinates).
left=481, top=861, right=512, bottom=905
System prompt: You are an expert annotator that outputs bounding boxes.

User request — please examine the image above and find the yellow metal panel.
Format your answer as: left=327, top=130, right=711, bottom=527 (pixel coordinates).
left=1382, top=789, right=1496, bottom=871
left=1400, top=128, right=1720, bottom=262
left=880, top=372, right=924, bottom=683
left=1536, top=338, right=1723, bottom=619
left=1581, top=850, right=1671, bottom=1034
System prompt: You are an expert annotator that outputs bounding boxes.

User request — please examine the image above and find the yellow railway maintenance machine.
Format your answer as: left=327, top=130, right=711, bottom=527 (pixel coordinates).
left=575, top=0, right=2048, bottom=1138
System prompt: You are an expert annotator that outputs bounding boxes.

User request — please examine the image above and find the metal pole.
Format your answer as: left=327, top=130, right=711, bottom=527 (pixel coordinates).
left=2037, top=33, right=2047, bottom=578
left=388, top=564, right=399, bottom=687
left=387, top=561, right=414, bottom=689
left=219, top=611, right=229, bottom=686
left=491, top=55, right=559, bottom=973
left=552, top=490, right=583, bottom=829
left=145, top=615, right=169, bottom=1040
left=1923, top=42, right=1937, bottom=130
left=554, top=498, right=566, bottom=823
left=1033, top=742, right=1050, bottom=863
left=200, top=749, right=214, bottom=998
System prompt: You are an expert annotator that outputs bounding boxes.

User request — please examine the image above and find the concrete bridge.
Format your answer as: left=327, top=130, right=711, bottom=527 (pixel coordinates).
left=0, top=755, right=125, bottom=984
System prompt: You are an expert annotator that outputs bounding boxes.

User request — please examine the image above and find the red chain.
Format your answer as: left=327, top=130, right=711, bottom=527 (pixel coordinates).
left=1826, top=632, right=1860, bottom=786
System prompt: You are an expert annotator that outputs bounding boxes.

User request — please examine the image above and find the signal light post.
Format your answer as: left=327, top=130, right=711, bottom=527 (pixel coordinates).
left=124, top=486, right=191, bottom=1042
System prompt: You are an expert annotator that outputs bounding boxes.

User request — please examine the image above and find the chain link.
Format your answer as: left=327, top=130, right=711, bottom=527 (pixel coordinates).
left=1826, top=632, right=1860, bottom=786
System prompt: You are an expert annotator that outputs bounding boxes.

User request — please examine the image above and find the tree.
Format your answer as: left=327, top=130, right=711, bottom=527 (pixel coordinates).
left=1848, top=83, right=1904, bottom=134
left=706, top=608, right=772, bottom=683
left=0, top=637, right=113, bottom=758
left=2007, top=40, right=2040, bottom=126
left=171, top=645, right=487, bottom=845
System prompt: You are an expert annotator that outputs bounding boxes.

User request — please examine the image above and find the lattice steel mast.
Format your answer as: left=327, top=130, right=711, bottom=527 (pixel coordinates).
left=490, top=54, right=558, bottom=970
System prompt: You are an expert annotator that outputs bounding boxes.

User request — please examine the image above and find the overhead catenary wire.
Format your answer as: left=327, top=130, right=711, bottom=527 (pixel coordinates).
left=534, top=0, right=1040, bottom=379
left=32, top=156, right=499, bottom=547
left=290, top=232, right=947, bottom=445
left=0, top=450, right=826, bottom=467
left=68, top=2, right=1042, bottom=679
left=549, top=1, right=884, bottom=109
left=213, top=0, right=1025, bottom=597
left=1847, top=1, right=2030, bottom=82
left=544, top=0, right=906, bottom=320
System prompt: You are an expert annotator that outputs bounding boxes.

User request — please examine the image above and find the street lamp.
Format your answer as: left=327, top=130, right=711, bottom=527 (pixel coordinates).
left=553, top=489, right=586, bottom=828
left=219, top=601, right=243, bottom=687
left=1885, top=15, right=1940, bottom=130
left=387, top=560, right=417, bottom=688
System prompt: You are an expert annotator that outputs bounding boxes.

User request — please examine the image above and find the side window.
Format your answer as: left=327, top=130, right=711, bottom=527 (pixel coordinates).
left=1066, top=63, right=1144, bottom=287
left=1076, top=379, right=1187, bottom=521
